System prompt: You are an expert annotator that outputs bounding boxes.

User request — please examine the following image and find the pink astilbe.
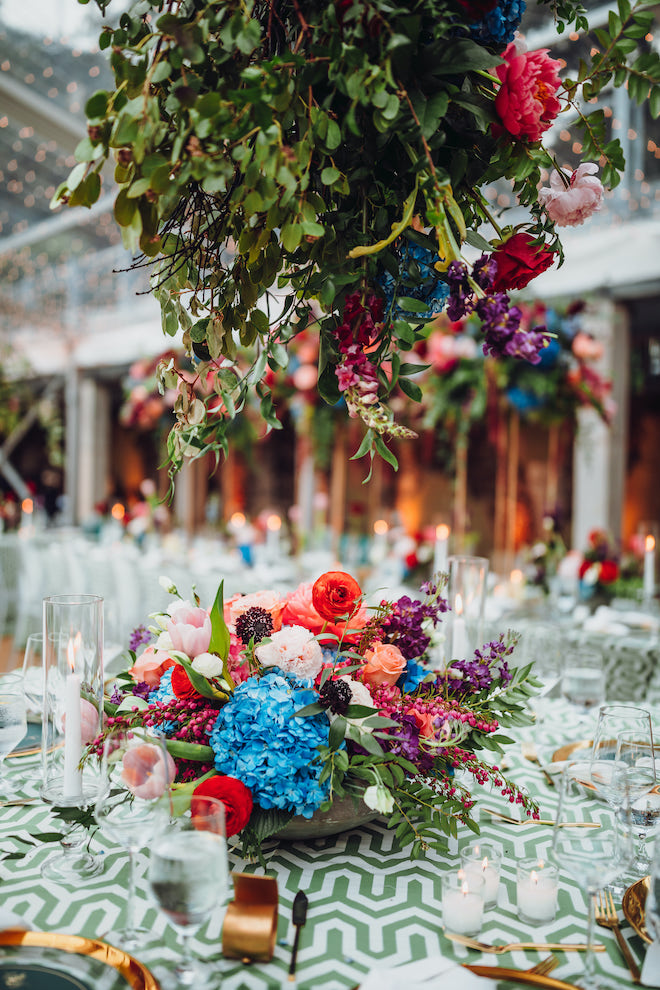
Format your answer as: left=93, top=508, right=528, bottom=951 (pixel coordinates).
left=539, top=163, right=604, bottom=227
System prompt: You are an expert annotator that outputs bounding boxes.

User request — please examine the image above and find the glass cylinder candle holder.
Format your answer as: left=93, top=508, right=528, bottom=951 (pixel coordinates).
left=441, top=870, right=485, bottom=936
left=460, top=842, right=502, bottom=906
left=516, top=858, right=559, bottom=924
left=445, top=556, right=489, bottom=663
left=41, top=595, right=104, bottom=882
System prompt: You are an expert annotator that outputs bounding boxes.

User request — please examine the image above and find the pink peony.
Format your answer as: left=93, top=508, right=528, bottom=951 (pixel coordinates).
left=495, top=44, right=562, bottom=142
left=539, top=163, right=604, bottom=227
left=166, top=601, right=212, bottom=658
left=255, top=624, right=325, bottom=679
left=281, top=581, right=368, bottom=644
left=121, top=742, right=177, bottom=799
left=128, top=645, right=176, bottom=688
left=225, top=590, right=287, bottom=634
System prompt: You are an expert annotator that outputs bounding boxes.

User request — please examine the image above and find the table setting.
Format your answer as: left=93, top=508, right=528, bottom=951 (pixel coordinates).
left=1, top=560, right=660, bottom=990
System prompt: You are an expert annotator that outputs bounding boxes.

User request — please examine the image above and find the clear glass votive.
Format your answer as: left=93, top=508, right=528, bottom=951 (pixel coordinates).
left=445, top=555, right=489, bottom=663
left=460, top=842, right=502, bottom=906
left=516, top=858, right=559, bottom=923
left=441, top=870, right=485, bottom=936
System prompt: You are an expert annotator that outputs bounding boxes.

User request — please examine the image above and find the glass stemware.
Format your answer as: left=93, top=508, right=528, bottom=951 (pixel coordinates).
left=521, top=622, right=564, bottom=723
left=0, top=690, right=27, bottom=798
left=550, top=763, right=634, bottom=990
left=592, top=705, right=654, bottom=759
left=94, top=727, right=175, bottom=951
left=615, top=733, right=659, bottom=877
left=147, top=795, right=228, bottom=988
left=21, top=633, right=45, bottom=717
left=560, top=649, right=605, bottom=725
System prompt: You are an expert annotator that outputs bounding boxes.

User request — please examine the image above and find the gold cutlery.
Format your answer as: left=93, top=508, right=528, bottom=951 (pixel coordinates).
left=0, top=799, right=38, bottom=807
left=528, top=957, right=559, bottom=976
left=594, top=889, right=641, bottom=983
left=446, top=932, right=606, bottom=953
left=521, top=741, right=556, bottom=787
left=482, top=808, right=600, bottom=828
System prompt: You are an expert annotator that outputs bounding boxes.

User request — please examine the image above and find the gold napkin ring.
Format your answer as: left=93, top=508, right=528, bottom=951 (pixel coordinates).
left=222, top=873, right=278, bottom=963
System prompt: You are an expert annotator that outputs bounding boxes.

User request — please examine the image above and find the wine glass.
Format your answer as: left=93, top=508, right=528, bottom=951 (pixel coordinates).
left=592, top=705, right=654, bottom=760
left=615, top=733, right=659, bottom=877
left=560, top=649, right=605, bottom=726
left=94, top=727, right=175, bottom=951
left=0, top=690, right=27, bottom=798
left=550, top=763, right=633, bottom=990
left=522, top=622, right=564, bottom=723
left=147, top=796, right=228, bottom=988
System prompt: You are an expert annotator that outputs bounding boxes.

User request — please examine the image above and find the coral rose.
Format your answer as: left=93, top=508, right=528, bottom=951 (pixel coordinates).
left=491, top=232, right=556, bottom=292
left=166, top=601, right=212, bottom=658
left=495, top=43, right=562, bottom=142
left=282, top=581, right=368, bottom=644
left=539, top=163, right=604, bottom=227
left=121, top=742, right=177, bottom=799
left=312, top=571, right=362, bottom=622
left=128, top=646, right=176, bottom=688
left=362, top=641, right=407, bottom=687
left=191, top=774, right=253, bottom=837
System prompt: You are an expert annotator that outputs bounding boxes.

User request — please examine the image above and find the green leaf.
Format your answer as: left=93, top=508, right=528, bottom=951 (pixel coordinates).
left=209, top=580, right=231, bottom=668
left=165, top=739, right=214, bottom=761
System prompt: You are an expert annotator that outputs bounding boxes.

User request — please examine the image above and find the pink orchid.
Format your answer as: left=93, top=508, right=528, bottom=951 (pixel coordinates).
left=121, top=742, right=177, bottom=799
left=166, top=601, right=212, bottom=658
left=539, top=163, right=604, bottom=227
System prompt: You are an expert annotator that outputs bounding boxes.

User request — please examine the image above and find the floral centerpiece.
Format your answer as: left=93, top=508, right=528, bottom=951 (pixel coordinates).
left=578, top=528, right=620, bottom=602
left=96, top=570, right=540, bottom=859
left=56, top=0, right=660, bottom=479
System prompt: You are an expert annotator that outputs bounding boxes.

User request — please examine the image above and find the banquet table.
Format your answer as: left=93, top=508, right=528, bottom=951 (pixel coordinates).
left=0, top=696, right=657, bottom=990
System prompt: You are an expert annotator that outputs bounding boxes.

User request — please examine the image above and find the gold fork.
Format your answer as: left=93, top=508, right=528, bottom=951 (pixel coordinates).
left=527, top=956, right=559, bottom=977
left=446, top=932, right=605, bottom=952
left=594, top=889, right=641, bottom=984
left=482, top=807, right=601, bottom=828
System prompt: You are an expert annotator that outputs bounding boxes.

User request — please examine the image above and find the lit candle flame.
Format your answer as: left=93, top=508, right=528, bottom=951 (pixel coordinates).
left=461, top=880, right=470, bottom=896
left=531, top=870, right=539, bottom=884
left=482, top=856, right=489, bottom=871
left=266, top=514, right=281, bottom=532
left=646, top=534, right=656, bottom=553
left=230, top=511, right=246, bottom=528
left=436, top=523, right=450, bottom=540
left=66, top=632, right=82, bottom=673
left=21, top=498, right=33, bottom=514
left=455, top=593, right=464, bottom=617
left=111, top=502, right=125, bottom=520
left=374, top=519, right=388, bottom=536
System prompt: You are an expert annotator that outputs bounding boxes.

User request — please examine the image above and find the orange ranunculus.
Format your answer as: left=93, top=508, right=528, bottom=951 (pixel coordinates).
left=312, top=571, right=362, bottom=622
left=282, top=581, right=368, bottom=644
left=362, top=641, right=407, bottom=687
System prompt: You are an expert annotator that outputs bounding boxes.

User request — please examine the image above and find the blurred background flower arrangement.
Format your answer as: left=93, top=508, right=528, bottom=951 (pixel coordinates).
left=96, top=570, right=540, bottom=859
left=55, top=0, right=660, bottom=480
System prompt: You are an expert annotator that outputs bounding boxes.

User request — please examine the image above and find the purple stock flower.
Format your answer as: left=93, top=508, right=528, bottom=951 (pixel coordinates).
left=380, top=590, right=449, bottom=661
left=441, top=639, right=514, bottom=697
left=132, top=680, right=152, bottom=701
left=129, top=624, right=153, bottom=652
left=477, top=294, right=550, bottom=364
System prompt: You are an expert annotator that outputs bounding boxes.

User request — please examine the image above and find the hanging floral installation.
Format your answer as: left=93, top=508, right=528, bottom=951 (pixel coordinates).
left=56, top=0, right=660, bottom=482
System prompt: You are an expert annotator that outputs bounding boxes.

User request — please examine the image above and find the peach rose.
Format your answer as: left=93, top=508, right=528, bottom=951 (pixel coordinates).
left=225, top=590, right=287, bottom=633
left=128, top=646, right=176, bottom=688
left=362, top=641, right=407, bottom=687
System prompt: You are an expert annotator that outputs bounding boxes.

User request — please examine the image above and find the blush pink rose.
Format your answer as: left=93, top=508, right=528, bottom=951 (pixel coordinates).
left=121, top=742, right=177, bottom=799
left=128, top=645, right=176, bottom=688
left=539, top=163, right=604, bottom=227
left=80, top=699, right=101, bottom=744
left=495, top=44, right=562, bottom=142
left=282, top=581, right=368, bottom=644
left=167, top=602, right=212, bottom=658
left=225, top=591, right=287, bottom=634
left=362, top=641, right=407, bottom=687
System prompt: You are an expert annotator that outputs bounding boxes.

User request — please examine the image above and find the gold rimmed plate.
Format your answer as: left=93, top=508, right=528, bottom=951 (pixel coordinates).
left=552, top=739, right=593, bottom=763
left=0, top=930, right=160, bottom=990
left=622, top=875, right=651, bottom=944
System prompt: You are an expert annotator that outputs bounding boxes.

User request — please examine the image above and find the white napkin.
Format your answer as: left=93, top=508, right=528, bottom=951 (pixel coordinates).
left=359, top=955, right=497, bottom=990
left=642, top=941, right=660, bottom=986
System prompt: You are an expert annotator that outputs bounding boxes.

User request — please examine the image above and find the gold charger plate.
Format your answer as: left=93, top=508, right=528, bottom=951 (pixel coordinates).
left=552, top=738, right=593, bottom=763
left=0, top=930, right=160, bottom=990
left=622, top=876, right=651, bottom=944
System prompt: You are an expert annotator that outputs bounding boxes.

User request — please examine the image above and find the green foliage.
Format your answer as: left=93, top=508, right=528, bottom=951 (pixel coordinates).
left=61, top=0, right=660, bottom=477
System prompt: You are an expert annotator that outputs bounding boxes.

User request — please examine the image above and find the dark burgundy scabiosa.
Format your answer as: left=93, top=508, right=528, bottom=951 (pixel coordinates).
left=235, top=606, right=274, bottom=646
left=319, top=678, right=352, bottom=715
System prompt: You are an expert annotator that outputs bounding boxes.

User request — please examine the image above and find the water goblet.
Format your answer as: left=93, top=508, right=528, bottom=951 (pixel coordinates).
left=550, top=763, right=633, bottom=990
left=94, top=726, right=175, bottom=951
left=0, top=691, right=27, bottom=799
left=522, top=622, right=564, bottom=723
left=147, top=796, right=228, bottom=988
left=615, top=733, right=659, bottom=877
left=560, top=649, right=605, bottom=725
left=592, top=705, right=654, bottom=760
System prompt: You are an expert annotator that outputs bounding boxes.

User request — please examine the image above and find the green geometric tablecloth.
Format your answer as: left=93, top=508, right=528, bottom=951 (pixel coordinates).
left=0, top=698, right=655, bottom=989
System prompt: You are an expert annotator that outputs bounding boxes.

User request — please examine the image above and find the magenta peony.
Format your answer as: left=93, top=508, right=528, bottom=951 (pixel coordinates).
left=495, top=43, right=562, bottom=142
left=539, top=163, right=604, bottom=227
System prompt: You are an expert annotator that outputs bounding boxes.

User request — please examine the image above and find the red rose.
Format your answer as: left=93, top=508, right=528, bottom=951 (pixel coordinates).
left=170, top=664, right=202, bottom=700
left=491, top=233, right=556, bottom=292
left=312, top=571, right=363, bottom=622
left=191, top=775, right=254, bottom=837
left=578, top=560, right=591, bottom=580
left=599, top=560, right=619, bottom=584
left=454, top=0, right=499, bottom=17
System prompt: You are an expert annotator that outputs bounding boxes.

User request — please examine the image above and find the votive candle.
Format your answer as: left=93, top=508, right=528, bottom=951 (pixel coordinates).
left=516, top=858, right=558, bottom=923
left=644, top=535, right=656, bottom=599
left=441, top=871, right=485, bottom=936
left=460, top=843, right=502, bottom=906
left=63, top=634, right=83, bottom=800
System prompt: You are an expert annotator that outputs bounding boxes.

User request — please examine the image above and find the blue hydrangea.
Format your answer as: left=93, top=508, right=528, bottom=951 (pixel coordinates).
left=398, top=659, right=430, bottom=693
left=469, top=0, right=526, bottom=46
left=379, top=241, right=450, bottom=321
left=148, top=668, right=176, bottom=734
left=209, top=672, right=335, bottom=818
